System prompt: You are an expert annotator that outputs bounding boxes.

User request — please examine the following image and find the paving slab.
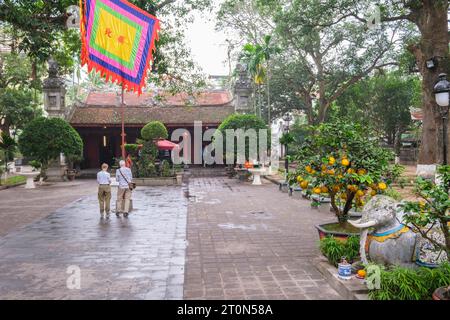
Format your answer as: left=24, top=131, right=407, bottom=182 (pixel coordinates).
left=0, top=185, right=187, bottom=300
left=184, top=177, right=343, bottom=300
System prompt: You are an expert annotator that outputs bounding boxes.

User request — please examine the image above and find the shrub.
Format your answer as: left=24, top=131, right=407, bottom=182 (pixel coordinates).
left=319, top=235, right=360, bottom=267
left=369, top=263, right=450, bottom=300
left=215, top=113, right=269, bottom=163
left=136, top=141, right=158, bottom=178
left=125, top=144, right=140, bottom=157
left=19, top=117, right=83, bottom=172
left=160, top=160, right=172, bottom=177
left=292, top=120, right=400, bottom=224
left=401, top=165, right=450, bottom=263
left=141, top=121, right=168, bottom=141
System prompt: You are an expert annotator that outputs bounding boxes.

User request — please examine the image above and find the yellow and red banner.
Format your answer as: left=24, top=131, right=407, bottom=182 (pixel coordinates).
left=80, top=0, right=160, bottom=94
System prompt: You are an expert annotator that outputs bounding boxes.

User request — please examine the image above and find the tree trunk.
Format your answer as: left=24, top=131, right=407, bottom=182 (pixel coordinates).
left=410, top=1, right=450, bottom=166
left=267, top=67, right=271, bottom=124
left=304, top=95, right=314, bottom=125
left=394, top=128, right=402, bottom=156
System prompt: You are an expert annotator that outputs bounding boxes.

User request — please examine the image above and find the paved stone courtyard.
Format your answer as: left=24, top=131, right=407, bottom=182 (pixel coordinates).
left=0, top=186, right=187, bottom=299
left=184, top=178, right=341, bottom=300
left=0, top=176, right=342, bottom=300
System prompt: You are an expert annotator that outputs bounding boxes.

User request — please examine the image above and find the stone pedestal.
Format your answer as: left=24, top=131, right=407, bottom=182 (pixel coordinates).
left=45, top=158, right=67, bottom=182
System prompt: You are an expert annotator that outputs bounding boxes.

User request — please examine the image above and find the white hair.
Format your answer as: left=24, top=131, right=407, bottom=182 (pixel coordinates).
left=119, top=160, right=126, bottom=167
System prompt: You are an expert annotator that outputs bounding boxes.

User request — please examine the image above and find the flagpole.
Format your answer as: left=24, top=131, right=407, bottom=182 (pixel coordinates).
left=121, top=85, right=126, bottom=160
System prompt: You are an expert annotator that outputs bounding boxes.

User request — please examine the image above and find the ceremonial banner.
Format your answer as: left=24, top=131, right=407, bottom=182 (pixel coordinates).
left=80, top=0, right=160, bottom=94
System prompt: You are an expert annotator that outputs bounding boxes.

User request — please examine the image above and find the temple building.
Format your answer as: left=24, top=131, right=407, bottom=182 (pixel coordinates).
left=68, top=91, right=235, bottom=168
left=42, top=61, right=254, bottom=169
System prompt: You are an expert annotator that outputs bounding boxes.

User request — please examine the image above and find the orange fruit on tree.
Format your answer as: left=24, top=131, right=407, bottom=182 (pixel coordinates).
left=357, top=169, right=367, bottom=175
left=378, top=182, right=387, bottom=191
left=321, top=186, right=329, bottom=193
left=356, top=190, right=365, bottom=197
left=329, top=156, right=336, bottom=165
left=300, top=181, right=309, bottom=189
left=347, top=168, right=356, bottom=174
left=297, top=176, right=303, bottom=183
left=332, top=185, right=340, bottom=193
left=341, top=158, right=350, bottom=167
left=311, top=169, right=317, bottom=174
left=327, top=169, right=335, bottom=175
left=321, top=164, right=328, bottom=172
left=306, top=165, right=312, bottom=173
left=370, top=190, right=377, bottom=197
left=313, top=187, right=322, bottom=194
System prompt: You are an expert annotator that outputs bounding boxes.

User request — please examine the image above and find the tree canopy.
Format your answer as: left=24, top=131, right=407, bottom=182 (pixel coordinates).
left=19, top=117, right=83, bottom=168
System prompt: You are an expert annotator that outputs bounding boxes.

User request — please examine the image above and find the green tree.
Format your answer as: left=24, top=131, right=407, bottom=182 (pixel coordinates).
left=279, top=0, right=450, bottom=169
left=0, top=87, right=42, bottom=135
left=401, top=165, right=450, bottom=263
left=241, top=35, right=279, bottom=121
left=1, top=1, right=212, bottom=92
left=292, top=120, right=399, bottom=224
left=0, top=131, right=16, bottom=174
left=0, top=52, right=44, bottom=135
left=333, top=72, right=421, bottom=154
left=141, top=121, right=168, bottom=141
left=216, top=114, right=268, bottom=163
left=18, top=117, right=83, bottom=174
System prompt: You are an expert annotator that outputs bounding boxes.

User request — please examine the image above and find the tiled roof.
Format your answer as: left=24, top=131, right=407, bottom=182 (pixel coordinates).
left=84, top=90, right=232, bottom=107
left=69, top=90, right=235, bottom=126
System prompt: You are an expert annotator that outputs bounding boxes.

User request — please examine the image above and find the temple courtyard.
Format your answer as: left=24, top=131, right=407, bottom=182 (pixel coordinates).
left=0, top=176, right=342, bottom=300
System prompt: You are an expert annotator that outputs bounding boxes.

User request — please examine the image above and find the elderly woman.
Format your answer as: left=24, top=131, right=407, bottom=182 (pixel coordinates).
left=116, top=160, right=133, bottom=217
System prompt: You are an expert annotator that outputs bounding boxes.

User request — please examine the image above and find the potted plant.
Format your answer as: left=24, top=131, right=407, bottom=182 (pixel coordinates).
left=291, top=120, right=402, bottom=240
left=400, top=165, right=450, bottom=299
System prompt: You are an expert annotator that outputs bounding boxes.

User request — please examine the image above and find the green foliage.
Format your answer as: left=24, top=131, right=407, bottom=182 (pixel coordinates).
left=319, top=236, right=360, bottom=267
left=279, top=133, right=294, bottom=146
left=29, top=160, right=42, bottom=170
left=160, top=160, right=172, bottom=177
left=400, top=165, right=450, bottom=261
left=125, top=144, right=140, bottom=157
left=136, top=141, right=158, bottom=178
left=141, top=121, right=168, bottom=141
left=292, top=120, right=397, bottom=221
left=18, top=117, right=83, bottom=168
left=4, top=175, right=26, bottom=186
left=333, top=72, right=420, bottom=148
left=0, top=131, right=17, bottom=169
left=0, top=87, right=42, bottom=133
left=216, top=113, right=269, bottom=163
left=383, top=188, right=403, bottom=201
left=369, top=263, right=450, bottom=300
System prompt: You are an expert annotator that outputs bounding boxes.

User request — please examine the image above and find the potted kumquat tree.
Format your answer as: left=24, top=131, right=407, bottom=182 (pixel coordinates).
left=290, top=121, right=402, bottom=240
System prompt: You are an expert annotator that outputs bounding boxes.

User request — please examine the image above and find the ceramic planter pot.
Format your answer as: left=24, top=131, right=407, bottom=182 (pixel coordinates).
left=315, top=222, right=359, bottom=242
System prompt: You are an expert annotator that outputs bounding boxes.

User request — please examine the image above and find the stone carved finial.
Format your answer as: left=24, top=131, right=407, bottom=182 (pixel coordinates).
left=233, top=62, right=253, bottom=113
left=48, top=57, right=59, bottom=78
left=235, top=63, right=252, bottom=90
left=43, top=57, right=66, bottom=118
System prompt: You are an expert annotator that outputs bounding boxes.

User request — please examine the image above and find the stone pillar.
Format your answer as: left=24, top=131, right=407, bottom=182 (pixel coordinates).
left=43, top=58, right=67, bottom=119
left=233, top=63, right=253, bottom=114
left=42, top=58, right=68, bottom=181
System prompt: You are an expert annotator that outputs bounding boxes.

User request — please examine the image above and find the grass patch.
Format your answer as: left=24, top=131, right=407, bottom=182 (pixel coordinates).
left=320, top=235, right=360, bottom=266
left=369, top=263, right=450, bottom=300
left=0, top=175, right=27, bottom=186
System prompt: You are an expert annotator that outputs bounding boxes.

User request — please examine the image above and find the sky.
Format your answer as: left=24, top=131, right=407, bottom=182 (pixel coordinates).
left=184, top=6, right=230, bottom=76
